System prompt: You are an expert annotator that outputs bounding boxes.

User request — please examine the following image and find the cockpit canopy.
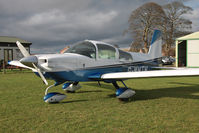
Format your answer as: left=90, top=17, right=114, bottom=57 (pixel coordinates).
left=66, top=41, right=96, bottom=58
left=66, top=40, right=133, bottom=61
left=97, top=43, right=116, bottom=59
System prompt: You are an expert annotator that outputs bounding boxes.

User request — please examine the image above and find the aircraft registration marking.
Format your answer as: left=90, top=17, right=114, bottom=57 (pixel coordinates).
left=128, top=66, right=149, bottom=72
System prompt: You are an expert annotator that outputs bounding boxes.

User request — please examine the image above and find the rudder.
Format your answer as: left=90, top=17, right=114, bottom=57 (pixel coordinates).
left=148, top=30, right=162, bottom=59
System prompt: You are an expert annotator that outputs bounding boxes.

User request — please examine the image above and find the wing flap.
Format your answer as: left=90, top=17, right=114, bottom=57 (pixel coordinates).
left=101, top=68, right=199, bottom=79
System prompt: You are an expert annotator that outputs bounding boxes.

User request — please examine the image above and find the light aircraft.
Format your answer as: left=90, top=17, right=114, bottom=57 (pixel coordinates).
left=9, top=30, right=199, bottom=103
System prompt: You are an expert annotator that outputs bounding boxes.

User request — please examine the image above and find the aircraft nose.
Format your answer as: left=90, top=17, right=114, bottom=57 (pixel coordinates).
left=20, top=56, right=38, bottom=67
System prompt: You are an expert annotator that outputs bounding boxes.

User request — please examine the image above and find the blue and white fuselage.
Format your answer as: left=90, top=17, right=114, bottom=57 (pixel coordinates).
left=10, top=30, right=172, bottom=102
left=34, top=38, right=161, bottom=83
left=9, top=30, right=199, bottom=103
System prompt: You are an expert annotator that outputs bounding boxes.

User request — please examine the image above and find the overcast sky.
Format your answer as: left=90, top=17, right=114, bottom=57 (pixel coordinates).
left=0, top=0, right=198, bottom=53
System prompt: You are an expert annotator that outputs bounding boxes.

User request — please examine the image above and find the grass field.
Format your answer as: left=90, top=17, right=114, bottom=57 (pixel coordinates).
left=1, top=72, right=199, bottom=133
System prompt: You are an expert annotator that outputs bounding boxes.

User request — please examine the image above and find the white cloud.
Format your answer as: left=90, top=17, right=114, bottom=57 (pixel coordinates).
left=191, top=9, right=199, bottom=30
left=0, top=0, right=198, bottom=53
left=21, top=10, right=66, bottom=26
left=15, top=9, right=118, bottom=44
left=21, top=9, right=118, bottom=29
left=183, top=7, right=199, bottom=31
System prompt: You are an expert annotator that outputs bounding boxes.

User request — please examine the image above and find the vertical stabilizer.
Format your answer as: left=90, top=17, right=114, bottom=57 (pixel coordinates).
left=148, top=30, right=162, bottom=59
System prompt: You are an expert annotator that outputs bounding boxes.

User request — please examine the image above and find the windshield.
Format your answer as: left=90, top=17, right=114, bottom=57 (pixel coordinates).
left=66, top=41, right=96, bottom=58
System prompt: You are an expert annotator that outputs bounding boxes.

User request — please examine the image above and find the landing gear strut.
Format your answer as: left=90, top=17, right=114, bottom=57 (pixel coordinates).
left=112, top=81, right=135, bottom=101
left=43, top=83, right=66, bottom=103
left=45, top=84, right=55, bottom=95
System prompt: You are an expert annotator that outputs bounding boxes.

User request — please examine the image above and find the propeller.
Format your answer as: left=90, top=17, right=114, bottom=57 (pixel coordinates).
left=32, top=63, right=48, bottom=85
left=16, top=41, right=48, bottom=85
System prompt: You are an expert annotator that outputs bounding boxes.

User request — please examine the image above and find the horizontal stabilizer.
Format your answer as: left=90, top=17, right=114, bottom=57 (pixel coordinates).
left=101, top=68, right=199, bottom=79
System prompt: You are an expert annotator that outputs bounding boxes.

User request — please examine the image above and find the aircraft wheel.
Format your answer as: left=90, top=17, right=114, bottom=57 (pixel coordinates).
left=118, top=98, right=129, bottom=102
left=44, top=92, right=66, bottom=103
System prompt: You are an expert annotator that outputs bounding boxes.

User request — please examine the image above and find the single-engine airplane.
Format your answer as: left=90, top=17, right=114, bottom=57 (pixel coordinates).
left=9, top=30, right=199, bottom=103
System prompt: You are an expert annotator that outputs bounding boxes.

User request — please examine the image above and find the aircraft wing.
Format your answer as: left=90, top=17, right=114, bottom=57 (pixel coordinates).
left=8, top=60, right=36, bottom=71
left=101, top=68, right=199, bottom=79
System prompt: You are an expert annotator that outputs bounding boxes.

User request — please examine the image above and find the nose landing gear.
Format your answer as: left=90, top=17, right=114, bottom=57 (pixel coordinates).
left=44, top=83, right=66, bottom=103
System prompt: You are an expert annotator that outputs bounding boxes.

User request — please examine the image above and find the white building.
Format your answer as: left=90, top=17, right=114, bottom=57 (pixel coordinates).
left=0, top=36, right=31, bottom=64
left=176, top=31, right=199, bottom=67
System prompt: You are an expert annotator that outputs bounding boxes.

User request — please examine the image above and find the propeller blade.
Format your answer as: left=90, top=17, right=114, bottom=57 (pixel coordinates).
left=16, top=41, right=48, bottom=86
left=16, top=41, right=30, bottom=57
left=32, top=63, right=48, bottom=85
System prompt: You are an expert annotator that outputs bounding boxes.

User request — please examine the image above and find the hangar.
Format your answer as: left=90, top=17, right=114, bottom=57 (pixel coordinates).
left=176, top=31, right=199, bottom=67
left=0, top=36, right=31, bottom=65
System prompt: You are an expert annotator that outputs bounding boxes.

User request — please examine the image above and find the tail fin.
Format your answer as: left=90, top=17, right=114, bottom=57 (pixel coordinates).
left=148, top=30, right=162, bottom=59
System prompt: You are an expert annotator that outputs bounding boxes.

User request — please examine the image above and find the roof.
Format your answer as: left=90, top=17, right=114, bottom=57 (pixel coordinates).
left=176, top=31, right=199, bottom=40
left=0, top=36, right=31, bottom=44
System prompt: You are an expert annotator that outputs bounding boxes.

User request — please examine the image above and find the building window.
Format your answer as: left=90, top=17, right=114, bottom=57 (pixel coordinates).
left=16, top=49, right=23, bottom=59
left=4, top=49, right=13, bottom=63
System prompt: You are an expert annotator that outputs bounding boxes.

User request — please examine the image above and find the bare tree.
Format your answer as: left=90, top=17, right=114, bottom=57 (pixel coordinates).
left=162, top=1, right=193, bottom=55
left=127, top=2, right=165, bottom=52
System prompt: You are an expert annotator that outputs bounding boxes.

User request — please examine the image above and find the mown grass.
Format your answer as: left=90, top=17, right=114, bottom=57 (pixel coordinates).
left=0, top=73, right=199, bottom=133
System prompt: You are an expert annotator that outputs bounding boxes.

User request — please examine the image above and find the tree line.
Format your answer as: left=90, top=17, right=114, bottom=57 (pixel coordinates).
left=125, top=1, right=193, bottom=56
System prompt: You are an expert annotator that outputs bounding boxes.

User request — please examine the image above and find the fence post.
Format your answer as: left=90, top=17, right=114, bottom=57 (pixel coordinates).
left=3, top=60, right=6, bottom=74
left=0, top=60, right=1, bottom=72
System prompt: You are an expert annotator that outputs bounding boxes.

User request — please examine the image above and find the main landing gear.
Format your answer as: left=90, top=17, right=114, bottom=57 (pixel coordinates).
left=43, top=80, right=134, bottom=103
left=62, top=82, right=81, bottom=93
left=112, top=81, right=135, bottom=101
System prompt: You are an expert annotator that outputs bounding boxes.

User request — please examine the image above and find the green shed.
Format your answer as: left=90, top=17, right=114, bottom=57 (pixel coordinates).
left=176, top=31, right=199, bottom=68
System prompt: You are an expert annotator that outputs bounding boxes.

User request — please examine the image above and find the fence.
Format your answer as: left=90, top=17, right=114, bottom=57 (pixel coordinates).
left=0, top=60, right=23, bottom=74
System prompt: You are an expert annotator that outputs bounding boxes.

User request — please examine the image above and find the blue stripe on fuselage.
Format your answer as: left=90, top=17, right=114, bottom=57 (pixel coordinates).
left=35, top=66, right=127, bottom=82
left=34, top=58, right=160, bottom=82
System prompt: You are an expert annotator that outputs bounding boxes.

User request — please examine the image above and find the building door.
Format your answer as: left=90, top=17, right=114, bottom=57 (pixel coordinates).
left=178, top=41, right=186, bottom=67
left=4, top=49, right=13, bottom=64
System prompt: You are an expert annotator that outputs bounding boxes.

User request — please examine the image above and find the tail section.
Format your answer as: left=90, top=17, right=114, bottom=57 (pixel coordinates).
left=148, top=30, right=162, bottom=59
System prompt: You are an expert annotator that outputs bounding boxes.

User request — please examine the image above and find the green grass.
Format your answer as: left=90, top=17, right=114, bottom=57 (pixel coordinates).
left=0, top=69, right=32, bottom=74
left=1, top=73, right=199, bottom=133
